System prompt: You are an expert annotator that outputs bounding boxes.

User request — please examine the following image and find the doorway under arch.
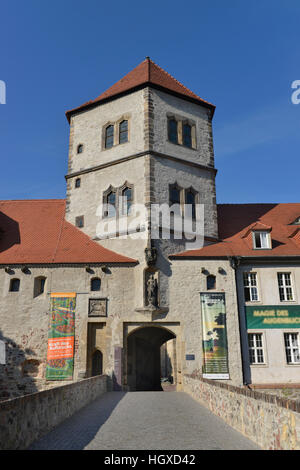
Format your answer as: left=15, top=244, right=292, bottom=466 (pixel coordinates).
left=91, top=349, right=103, bottom=377
left=126, top=326, right=176, bottom=391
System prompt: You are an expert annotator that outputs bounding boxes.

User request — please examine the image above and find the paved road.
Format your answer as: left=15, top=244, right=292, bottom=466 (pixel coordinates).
left=29, top=392, right=259, bottom=450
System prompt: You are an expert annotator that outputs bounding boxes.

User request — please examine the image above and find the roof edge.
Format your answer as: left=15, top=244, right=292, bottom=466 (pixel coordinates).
left=65, top=82, right=215, bottom=123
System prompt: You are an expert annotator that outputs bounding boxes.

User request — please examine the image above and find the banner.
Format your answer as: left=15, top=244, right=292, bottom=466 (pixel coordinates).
left=46, top=293, right=76, bottom=380
left=200, top=292, right=229, bottom=379
left=246, top=305, right=300, bottom=329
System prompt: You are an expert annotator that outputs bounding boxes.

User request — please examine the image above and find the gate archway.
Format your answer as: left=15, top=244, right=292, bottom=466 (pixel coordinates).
left=126, top=326, right=176, bottom=391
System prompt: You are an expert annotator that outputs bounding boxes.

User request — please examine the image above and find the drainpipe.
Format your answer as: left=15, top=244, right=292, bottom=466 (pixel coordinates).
left=228, top=256, right=248, bottom=386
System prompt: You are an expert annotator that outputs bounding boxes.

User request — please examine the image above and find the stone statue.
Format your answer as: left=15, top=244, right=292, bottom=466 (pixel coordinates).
left=147, top=274, right=158, bottom=308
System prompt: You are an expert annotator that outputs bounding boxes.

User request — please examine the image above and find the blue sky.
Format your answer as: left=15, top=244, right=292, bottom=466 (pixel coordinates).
left=1, top=0, right=299, bottom=203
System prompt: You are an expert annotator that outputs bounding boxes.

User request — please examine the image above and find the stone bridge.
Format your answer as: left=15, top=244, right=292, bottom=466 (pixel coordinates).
left=0, top=374, right=299, bottom=450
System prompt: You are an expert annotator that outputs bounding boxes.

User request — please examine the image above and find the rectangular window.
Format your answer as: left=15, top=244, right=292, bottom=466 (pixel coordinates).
left=253, top=231, right=270, bottom=249
left=277, top=273, right=294, bottom=301
left=75, top=215, right=84, bottom=228
left=248, top=333, right=265, bottom=364
left=284, top=333, right=300, bottom=364
left=243, top=272, right=259, bottom=302
left=168, top=119, right=178, bottom=144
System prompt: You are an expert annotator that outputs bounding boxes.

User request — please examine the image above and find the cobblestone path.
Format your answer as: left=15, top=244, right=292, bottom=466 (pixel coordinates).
left=29, top=391, right=259, bottom=450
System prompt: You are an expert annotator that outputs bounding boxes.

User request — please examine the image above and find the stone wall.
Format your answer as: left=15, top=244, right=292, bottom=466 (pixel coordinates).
left=184, top=374, right=300, bottom=450
left=0, top=264, right=135, bottom=399
left=0, top=374, right=107, bottom=450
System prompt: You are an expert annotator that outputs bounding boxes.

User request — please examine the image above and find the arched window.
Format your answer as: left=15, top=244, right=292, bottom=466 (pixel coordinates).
left=9, top=278, right=20, bottom=292
left=168, top=118, right=178, bottom=144
left=170, top=184, right=181, bottom=206
left=207, top=275, right=216, bottom=290
left=77, top=144, right=83, bottom=154
left=185, top=189, right=196, bottom=220
left=75, top=178, right=81, bottom=188
left=119, top=120, right=128, bottom=144
left=183, top=123, right=192, bottom=147
left=105, top=125, right=114, bottom=149
left=34, top=276, right=46, bottom=297
left=92, top=350, right=103, bottom=376
left=106, top=191, right=116, bottom=218
left=122, top=186, right=133, bottom=215
left=91, top=277, right=101, bottom=291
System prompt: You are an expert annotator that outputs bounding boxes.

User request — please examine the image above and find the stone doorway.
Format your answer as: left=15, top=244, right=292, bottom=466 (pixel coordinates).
left=126, top=326, right=176, bottom=391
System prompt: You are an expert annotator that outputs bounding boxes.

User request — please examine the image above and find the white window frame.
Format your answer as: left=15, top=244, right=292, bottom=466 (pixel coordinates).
left=277, top=272, right=294, bottom=302
left=243, top=272, right=259, bottom=302
left=252, top=231, right=271, bottom=249
left=248, top=332, right=265, bottom=365
left=284, top=332, right=300, bottom=364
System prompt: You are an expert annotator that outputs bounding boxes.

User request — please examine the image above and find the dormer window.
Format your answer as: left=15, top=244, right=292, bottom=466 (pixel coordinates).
left=252, top=231, right=271, bottom=249
left=291, top=216, right=300, bottom=225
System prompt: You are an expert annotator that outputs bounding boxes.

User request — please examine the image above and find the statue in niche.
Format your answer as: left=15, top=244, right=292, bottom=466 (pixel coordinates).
left=147, top=273, right=158, bottom=308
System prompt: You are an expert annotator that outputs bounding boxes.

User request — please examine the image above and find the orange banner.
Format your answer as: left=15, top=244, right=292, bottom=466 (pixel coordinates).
left=47, top=336, right=74, bottom=360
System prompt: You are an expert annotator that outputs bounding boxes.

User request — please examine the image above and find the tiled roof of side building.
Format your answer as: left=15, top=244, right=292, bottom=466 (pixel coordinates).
left=65, top=58, right=215, bottom=122
left=0, top=199, right=137, bottom=264
left=170, top=203, right=300, bottom=259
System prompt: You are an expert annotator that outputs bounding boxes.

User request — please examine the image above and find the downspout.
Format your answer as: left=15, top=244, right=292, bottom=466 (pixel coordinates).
left=228, top=256, right=248, bottom=386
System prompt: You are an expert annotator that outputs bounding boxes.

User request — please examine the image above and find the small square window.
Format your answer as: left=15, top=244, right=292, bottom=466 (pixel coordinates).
left=75, top=216, right=84, bottom=228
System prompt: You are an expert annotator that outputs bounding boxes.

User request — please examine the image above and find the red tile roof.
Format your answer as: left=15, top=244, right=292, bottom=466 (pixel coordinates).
left=65, top=58, right=215, bottom=122
left=171, top=203, right=300, bottom=259
left=0, top=200, right=136, bottom=264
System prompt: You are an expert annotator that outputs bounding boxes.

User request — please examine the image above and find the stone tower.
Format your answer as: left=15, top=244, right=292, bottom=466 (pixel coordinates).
left=65, top=57, right=218, bottom=311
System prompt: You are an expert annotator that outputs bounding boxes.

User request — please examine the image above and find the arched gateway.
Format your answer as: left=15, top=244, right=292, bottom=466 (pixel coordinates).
left=126, top=326, right=176, bottom=391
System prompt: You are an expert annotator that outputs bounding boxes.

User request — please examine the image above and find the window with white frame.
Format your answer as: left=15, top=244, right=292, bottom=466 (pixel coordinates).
left=243, top=272, right=259, bottom=301
left=248, top=333, right=265, bottom=364
left=252, top=231, right=271, bottom=249
left=284, top=333, right=300, bottom=364
left=277, top=272, right=294, bottom=301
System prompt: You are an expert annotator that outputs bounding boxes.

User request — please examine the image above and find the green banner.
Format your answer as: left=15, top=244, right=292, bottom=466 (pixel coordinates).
left=46, top=293, right=76, bottom=380
left=200, top=292, right=229, bottom=379
left=246, top=305, right=300, bottom=329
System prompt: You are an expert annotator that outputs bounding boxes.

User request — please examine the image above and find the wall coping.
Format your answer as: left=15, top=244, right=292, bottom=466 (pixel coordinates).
left=185, top=373, right=300, bottom=413
left=0, top=375, right=106, bottom=411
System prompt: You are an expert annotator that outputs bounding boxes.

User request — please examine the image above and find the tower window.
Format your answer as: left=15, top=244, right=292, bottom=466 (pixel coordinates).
left=122, top=187, right=133, bottom=215
left=91, top=277, right=101, bottom=291
left=77, top=144, right=83, bottom=154
left=106, top=191, right=116, bottom=218
left=183, top=123, right=192, bottom=148
left=105, top=125, right=114, bottom=149
left=9, top=278, right=20, bottom=292
left=119, top=120, right=128, bottom=144
left=75, top=216, right=84, bottom=228
left=185, top=189, right=196, bottom=219
left=170, top=185, right=181, bottom=206
left=75, top=178, right=81, bottom=188
left=168, top=119, right=178, bottom=144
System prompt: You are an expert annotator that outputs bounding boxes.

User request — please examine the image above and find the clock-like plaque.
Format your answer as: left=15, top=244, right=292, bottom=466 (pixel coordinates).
left=89, top=298, right=107, bottom=317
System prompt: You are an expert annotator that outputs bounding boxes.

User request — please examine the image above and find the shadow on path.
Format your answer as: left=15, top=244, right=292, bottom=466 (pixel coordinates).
left=29, top=392, right=126, bottom=450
